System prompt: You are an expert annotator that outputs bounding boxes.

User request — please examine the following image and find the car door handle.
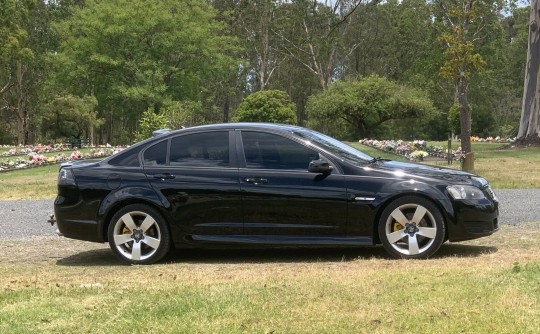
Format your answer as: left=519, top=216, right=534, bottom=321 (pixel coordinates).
left=153, top=173, right=176, bottom=180
left=245, top=178, right=268, bottom=184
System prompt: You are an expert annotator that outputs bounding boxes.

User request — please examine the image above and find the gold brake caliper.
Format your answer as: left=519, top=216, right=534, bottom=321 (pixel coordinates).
left=394, top=222, right=404, bottom=232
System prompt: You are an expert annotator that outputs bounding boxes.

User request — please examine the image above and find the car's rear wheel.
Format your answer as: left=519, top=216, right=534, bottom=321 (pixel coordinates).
left=378, top=196, right=445, bottom=259
left=107, top=204, right=171, bottom=264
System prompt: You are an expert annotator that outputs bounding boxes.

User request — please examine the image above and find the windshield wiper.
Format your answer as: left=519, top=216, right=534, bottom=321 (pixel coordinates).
left=369, top=157, right=390, bottom=164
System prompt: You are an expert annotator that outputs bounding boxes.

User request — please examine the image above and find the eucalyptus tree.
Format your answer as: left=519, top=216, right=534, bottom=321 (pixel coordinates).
left=434, top=0, right=505, bottom=169
left=0, top=0, right=42, bottom=145
left=342, top=0, right=434, bottom=79
left=492, top=6, right=530, bottom=137
left=518, top=0, right=540, bottom=142
left=49, top=0, right=239, bottom=144
left=274, top=0, right=382, bottom=90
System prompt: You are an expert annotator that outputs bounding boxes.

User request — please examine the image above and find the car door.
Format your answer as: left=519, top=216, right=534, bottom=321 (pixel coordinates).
left=238, top=130, right=348, bottom=236
left=143, top=130, right=243, bottom=236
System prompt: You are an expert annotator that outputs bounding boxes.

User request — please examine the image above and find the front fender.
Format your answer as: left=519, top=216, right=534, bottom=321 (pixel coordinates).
left=372, top=180, right=456, bottom=236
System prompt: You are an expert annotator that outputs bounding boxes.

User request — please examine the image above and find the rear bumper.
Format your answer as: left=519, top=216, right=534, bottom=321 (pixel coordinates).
left=54, top=196, right=104, bottom=242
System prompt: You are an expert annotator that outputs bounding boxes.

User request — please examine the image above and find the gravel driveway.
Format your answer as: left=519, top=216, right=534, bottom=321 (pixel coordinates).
left=1, top=189, right=538, bottom=241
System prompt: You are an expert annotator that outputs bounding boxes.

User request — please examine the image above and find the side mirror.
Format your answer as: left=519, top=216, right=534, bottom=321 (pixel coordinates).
left=308, top=159, right=333, bottom=174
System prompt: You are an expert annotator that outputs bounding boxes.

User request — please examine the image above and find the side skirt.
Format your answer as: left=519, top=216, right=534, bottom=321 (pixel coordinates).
left=188, top=235, right=373, bottom=246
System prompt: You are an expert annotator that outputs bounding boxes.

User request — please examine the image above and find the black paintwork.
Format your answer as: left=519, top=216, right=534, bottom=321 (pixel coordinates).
left=53, top=123, right=499, bottom=249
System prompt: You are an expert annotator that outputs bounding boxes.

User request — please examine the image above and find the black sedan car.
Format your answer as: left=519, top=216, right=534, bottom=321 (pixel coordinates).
left=52, top=123, right=499, bottom=264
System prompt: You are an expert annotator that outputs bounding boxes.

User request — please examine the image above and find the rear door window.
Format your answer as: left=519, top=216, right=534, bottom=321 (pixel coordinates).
left=169, top=132, right=230, bottom=168
left=143, top=140, right=168, bottom=166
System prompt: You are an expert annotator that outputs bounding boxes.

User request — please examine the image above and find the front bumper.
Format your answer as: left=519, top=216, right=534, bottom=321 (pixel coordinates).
left=447, top=198, right=499, bottom=242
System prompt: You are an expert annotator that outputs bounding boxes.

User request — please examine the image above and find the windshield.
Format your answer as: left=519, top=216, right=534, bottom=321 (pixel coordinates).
left=293, top=129, right=374, bottom=164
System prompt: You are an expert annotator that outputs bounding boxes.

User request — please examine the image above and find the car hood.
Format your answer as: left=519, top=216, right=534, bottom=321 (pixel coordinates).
left=373, top=160, right=487, bottom=186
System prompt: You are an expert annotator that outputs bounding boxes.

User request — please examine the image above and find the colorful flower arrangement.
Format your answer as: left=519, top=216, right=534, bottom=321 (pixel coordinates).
left=410, top=150, right=429, bottom=161
left=0, top=147, right=125, bottom=172
left=0, top=144, right=71, bottom=157
left=359, top=139, right=464, bottom=162
left=470, top=136, right=515, bottom=143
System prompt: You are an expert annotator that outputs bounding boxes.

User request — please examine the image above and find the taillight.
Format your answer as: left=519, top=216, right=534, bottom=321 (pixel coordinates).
left=58, top=168, right=76, bottom=186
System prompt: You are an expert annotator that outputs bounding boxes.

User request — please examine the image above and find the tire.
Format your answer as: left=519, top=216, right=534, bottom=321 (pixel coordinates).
left=378, top=196, right=445, bottom=259
left=107, top=204, right=171, bottom=264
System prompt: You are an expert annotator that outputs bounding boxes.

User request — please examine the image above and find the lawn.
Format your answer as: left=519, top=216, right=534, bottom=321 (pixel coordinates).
left=1, top=142, right=539, bottom=333
left=0, top=165, right=59, bottom=199
left=1, top=223, right=539, bottom=333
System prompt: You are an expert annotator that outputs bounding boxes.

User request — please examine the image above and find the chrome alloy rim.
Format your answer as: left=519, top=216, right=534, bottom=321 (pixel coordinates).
left=385, top=204, right=437, bottom=256
left=112, top=211, right=162, bottom=261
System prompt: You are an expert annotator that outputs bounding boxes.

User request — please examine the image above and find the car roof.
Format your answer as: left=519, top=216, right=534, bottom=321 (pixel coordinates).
left=105, top=123, right=309, bottom=163
left=166, top=122, right=304, bottom=134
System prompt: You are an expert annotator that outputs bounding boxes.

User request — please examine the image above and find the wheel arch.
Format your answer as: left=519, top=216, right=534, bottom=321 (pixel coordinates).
left=372, top=192, right=449, bottom=245
left=98, top=190, right=171, bottom=242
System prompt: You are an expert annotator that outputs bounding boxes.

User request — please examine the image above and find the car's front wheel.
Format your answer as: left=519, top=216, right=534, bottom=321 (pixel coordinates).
left=378, top=196, right=445, bottom=259
left=107, top=204, right=171, bottom=264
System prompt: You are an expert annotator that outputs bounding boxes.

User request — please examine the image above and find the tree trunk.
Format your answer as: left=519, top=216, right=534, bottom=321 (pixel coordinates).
left=457, top=72, right=472, bottom=155
left=16, top=60, right=29, bottom=145
left=457, top=70, right=474, bottom=171
left=222, top=97, right=229, bottom=123
left=518, top=0, right=540, bottom=140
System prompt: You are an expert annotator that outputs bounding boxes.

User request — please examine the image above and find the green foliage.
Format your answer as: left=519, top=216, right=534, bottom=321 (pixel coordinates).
left=41, top=94, right=102, bottom=139
left=306, top=76, right=437, bottom=139
left=232, top=90, right=297, bottom=124
left=448, top=103, right=461, bottom=135
left=160, top=100, right=205, bottom=129
left=0, top=0, right=35, bottom=62
left=48, top=0, right=240, bottom=143
left=0, top=0, right=531, bottom=144
left=436, top=0, right=504, bottom=80
left=135, top=108, right=168, bottom=142
left=435, top=0, right=506, bottom=154
left=439, top=32, right=486, bottom=80
left=0, top=128, right=16, bottom=145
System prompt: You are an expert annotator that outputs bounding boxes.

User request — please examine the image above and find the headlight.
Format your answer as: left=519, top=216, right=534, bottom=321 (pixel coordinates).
left=447, top=185, right=486, bottom=200
left=486, top=186, right=499, bottom=202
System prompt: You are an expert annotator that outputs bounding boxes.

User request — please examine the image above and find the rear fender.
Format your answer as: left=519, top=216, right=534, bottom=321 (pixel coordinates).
left=97, top=187, right=171, bottom=239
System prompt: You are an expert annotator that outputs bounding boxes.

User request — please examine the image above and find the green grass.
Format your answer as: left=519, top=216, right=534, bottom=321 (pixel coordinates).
left=1, top=224, right=540, bottom=333
left=0, top=165, right=59, bottom=199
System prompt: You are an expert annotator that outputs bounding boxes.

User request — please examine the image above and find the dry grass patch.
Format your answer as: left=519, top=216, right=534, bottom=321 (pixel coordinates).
left=1, top=224, right=540, bottom=333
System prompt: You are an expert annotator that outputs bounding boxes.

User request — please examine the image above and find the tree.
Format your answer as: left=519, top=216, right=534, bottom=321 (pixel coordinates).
left=436, top=0, right=504, bottom=169
left=232, top=89, right=297, bottom=124
left=306, top=75, right=436, bottom=139
left=275, top=0, right=369, bottom=90
left=517, top=0, right=540, bottom=143
left=41, top=94, right=102, bottom=140
left=49, top=0, right=239, bottom=144
left=0, top=0, right=39, bottom=145
left=160, top=100, right=206, bottom=129
left=135, top=108, right=168, bottom=142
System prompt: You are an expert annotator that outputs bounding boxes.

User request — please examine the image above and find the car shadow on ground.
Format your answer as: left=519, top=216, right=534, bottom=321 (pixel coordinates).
left=56, top=243, right=498, bottom=266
